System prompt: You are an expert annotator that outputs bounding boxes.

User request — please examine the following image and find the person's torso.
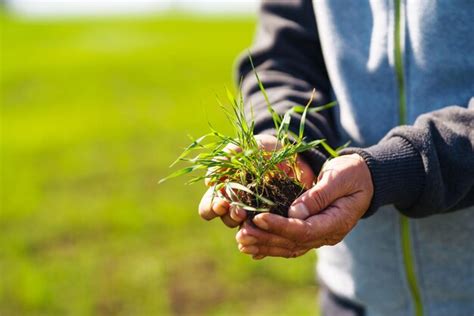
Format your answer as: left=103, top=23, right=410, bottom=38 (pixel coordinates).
left=312, top=1, right=474, bottom=315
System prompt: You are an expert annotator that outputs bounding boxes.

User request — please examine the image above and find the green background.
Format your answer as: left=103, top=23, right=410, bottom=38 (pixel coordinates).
left=1, top=14, right=319, bottom=315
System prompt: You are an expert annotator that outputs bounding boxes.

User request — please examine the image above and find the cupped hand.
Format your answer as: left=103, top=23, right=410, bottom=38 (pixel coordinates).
left=236, top=153, right=373, bottom=258
left=198, top=134, right=315, bottom=228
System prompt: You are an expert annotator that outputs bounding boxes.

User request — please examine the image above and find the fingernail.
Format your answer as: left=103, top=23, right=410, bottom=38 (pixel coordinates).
left=238, top=234, right=257, bottom=245
left=253, top=216, right=269, bottom=230
left=253, top=254, right=265, bottom=260
left=289, top=203, right=310, bottom=219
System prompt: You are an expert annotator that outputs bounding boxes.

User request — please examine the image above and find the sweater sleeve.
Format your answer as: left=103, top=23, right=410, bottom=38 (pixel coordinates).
left=236, top=0, right=337, bottom=173
left=344, top=99, right=474, bottom=218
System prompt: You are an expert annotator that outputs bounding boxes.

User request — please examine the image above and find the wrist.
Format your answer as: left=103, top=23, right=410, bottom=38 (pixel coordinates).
left=341, top=137, right=425, bottom=217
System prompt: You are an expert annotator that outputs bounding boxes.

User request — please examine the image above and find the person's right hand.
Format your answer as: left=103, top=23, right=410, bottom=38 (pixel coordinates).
left=197, top=134, right=315, bottom=228
left=235, top=154, right=373, bottom=258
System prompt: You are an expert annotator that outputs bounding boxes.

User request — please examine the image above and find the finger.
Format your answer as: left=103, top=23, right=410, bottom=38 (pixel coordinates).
left=296, top=155, right=316, bottom=189
left=254, top=134, right=282, bottom=151
left=276, top=161, right=293, bottom=177
left=247, top=214, right=336, bottom=249
left=204, top=143, right=241, bottom=186
left=288, top=169, right=341, bottom=219
left=258, top=246, right=309, bottom=258
left=303, top=206, right=349, bottom=246
left=236, top=222, right=296, bottom=249
left=198, top=187, right=220, bottom=220
left=304, top=196, right=362, bottom=245
left=223, top=142, right=241, bottom=154
left=212, top=198, right=230, bottom=216
left=220, top=213, right=240, bottom=228
left=229, top=205, right=247, bottom=222
left=252, top=254, right=266, bottom=260
left=204, top=164, right=228, bottom=186
left=252, top=213, right=314, bottom=242
left=274, top=156, right=315, bottom=190
left=240, top=244, right=308, bottom=259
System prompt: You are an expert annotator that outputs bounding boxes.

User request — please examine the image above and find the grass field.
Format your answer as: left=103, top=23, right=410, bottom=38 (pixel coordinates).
left=1, top=13, right=319, bottom=315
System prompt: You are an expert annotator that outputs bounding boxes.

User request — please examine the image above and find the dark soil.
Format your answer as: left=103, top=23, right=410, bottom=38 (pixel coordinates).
left=239, top=175, right=305, bottom=219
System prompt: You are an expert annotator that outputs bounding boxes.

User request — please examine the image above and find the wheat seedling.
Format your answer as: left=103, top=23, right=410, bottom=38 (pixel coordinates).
left=160, top=57, right=341, bottom=217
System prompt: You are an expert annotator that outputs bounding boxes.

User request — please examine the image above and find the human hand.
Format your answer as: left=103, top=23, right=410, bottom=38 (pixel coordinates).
left=236, top=154, right=373, bottom=258
left=198, top=134, right=315, bottom=228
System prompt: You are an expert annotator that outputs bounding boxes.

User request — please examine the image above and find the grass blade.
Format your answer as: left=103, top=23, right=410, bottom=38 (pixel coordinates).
left=308, top=101, right=337, bottom=113
left=299, top=89, right=316, bottom=140
left=292, top=100, right=337, bottom=114
left=226, top=182, right=275, bottom=206
left=159, top=165, right=205, bottom=184
left=229, top=201, right=270, bottom=212
left=277, top=111, right=292, bottom=142
left=321, top=140, right=339, bottom=158
left=169, top=133, right=215, bottom=167
left=336, top=140, right=351, bottom=153
left=247, top=53, right=281, bottom=129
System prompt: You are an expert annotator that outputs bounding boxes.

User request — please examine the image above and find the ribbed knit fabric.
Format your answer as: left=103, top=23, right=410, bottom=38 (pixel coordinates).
left=342, top=136, right=425, bottom=217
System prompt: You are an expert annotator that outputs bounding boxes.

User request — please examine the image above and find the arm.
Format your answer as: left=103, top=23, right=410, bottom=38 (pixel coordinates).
left=237, top=102, right=474, bottom=258
left=347, top=99, right=474, bottom=218
left=237, top=0, right=337, bottom=172
left=239, top=0, right=474, bottom=219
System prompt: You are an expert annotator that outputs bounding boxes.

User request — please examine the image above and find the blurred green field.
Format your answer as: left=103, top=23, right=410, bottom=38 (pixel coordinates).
left=1, top=13, right=319, bottom=316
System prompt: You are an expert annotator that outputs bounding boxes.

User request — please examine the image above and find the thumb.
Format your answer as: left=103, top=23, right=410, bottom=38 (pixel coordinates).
left=288, top=168, right=343, bottom=219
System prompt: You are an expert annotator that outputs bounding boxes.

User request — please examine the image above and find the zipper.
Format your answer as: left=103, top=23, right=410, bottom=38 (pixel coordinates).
left=400, top=218, right=423, bottom=316
left=393, top=1, right=424, bottom=316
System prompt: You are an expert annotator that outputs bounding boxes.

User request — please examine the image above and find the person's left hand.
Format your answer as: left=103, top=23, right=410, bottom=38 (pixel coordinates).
left=236, top=154, right=373, bottom=259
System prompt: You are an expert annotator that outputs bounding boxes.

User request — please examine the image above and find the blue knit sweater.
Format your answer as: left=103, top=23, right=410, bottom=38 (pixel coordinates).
left=236, top=1, right=474, bottom=315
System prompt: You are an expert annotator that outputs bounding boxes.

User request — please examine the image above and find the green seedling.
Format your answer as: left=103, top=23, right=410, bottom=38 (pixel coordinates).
left=160, top=56, right=340, bottom=217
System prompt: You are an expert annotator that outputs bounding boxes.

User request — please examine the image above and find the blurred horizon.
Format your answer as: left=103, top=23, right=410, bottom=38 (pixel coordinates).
left=1, top=4, right=321, bottom=315
left=5, top=0, right=259, bottom=18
